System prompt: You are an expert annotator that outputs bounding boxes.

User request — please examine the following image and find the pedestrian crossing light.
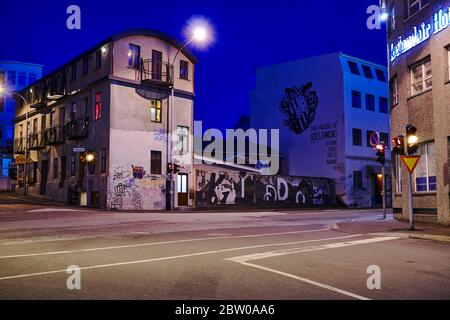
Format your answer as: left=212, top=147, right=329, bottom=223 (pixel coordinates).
left=375, top=143, right=386, bottom=165
left=406, top=125, right=418, bottom=155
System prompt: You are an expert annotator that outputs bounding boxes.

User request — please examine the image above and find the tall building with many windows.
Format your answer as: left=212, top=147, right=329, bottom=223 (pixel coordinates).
left=250, top=53, right=391, bottom=207
left=0, top=61, right=43, bottom=190
left=386, top=0, right=450, bottom=225
left=12, top=30, right=196, bottom=210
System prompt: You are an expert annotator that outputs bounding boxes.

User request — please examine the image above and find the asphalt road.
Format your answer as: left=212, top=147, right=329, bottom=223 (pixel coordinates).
left=0, top=197, right=449, bottom=300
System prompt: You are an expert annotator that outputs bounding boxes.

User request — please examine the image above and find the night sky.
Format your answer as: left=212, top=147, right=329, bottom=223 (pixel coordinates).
left=0, top=0, right=387, bottom=131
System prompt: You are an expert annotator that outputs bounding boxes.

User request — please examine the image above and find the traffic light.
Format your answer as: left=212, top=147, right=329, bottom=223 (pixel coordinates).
left=375, top=143, right=386, bottom=165
left=406, top=125, right=418, bottom=155
left=167, top=162, right=174, bottom=174
left=168, top=162, right=181, bottom=174
left=392, top=135, right=405, bottom=155
left=173, top=163, right=180, bottom=174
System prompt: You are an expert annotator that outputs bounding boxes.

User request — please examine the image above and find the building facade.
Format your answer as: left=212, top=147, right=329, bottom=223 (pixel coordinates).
left=386, top=0, right=450, bottom=224
left=250, top=53, right=391, bottom=207
left=0, top=61, right=43, bottom=191
left=13, top=30, right=196, bottom=210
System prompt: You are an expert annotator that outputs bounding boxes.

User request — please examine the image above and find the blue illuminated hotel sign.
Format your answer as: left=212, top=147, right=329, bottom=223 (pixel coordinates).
left=390, top=6, right=450, bottom=62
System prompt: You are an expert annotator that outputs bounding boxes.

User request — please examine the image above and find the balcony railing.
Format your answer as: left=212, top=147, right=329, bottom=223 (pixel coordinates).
left=65, top=117, right=89, bottom=140
left=28, top=132, right=46, bottom=150
left=141, top=59, right=174, bottom=86
left=13, top=138, right=25, bottom=154
left=44, top=126, right=65, bottom=146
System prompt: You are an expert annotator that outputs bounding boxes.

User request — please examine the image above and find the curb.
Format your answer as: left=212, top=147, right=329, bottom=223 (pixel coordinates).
left=370, top=232, right=450, bottom=243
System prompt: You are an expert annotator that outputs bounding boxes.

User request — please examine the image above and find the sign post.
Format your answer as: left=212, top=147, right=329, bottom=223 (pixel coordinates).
left=400, top=155, right=421, bottom=230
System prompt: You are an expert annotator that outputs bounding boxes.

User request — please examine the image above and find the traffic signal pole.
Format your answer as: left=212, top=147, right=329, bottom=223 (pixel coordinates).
left=408, top=172, right=414, bottom=230
left=382, top=164, right=386, bottom=220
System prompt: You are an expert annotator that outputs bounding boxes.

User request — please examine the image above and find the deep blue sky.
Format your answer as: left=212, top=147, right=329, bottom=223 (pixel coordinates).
left=0, top=0, right=387, bottom=130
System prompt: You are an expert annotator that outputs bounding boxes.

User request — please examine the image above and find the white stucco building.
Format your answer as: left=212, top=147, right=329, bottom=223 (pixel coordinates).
left=250, top=53, right=391, bottom=207
left=13, top=30, right=196, bottom=210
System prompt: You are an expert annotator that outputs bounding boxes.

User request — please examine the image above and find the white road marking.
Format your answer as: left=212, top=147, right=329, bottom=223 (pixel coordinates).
left=0, top=234, right=361, bottom=281
left=0, top=228, right=333, bottom=259
left=26, top=208, right=98, bottom=213
left=226, top=236, right=399, bottom=300
left=238, top=261, right=370, bottom=300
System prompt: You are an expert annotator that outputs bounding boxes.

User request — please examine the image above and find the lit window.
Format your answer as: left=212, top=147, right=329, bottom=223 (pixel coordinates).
left=366, top=94, right=375, bottom=111
left=176, top=126, right=189, bottom=154
left=348, top=61, right=360, bottom=75
left=150, top=100, right=161, bottom=123
left=177, top=174, right=187, bottom=193
left=414, top=142, right=436, bottom=192
left=390, top=75, right=399, bottom=106
left=362, top=65, right=373, bottom=79
left=180, top=60, right=189, bottom=80
left=128, top=44, right=140, bottom=69
left=94, top=92, right=102, bottom=121
left=411, top=59, right=432, bottom=95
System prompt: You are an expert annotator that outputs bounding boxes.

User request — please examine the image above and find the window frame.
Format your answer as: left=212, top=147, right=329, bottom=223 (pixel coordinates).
left=179, top=60, right=189, bottom=80
left=128, top=44, right=141, bottom=69
left=365, top=93, right=375, bottom=111
left=410, top=58, right=432, bottom=96
left=362, top=65, right=374, bottom=79
left=407, top=0, right=429, bottom=19
left=150, top=150, right=162, bottom=175
left=150, top=99, right=162, bottom=123
left=82, top=57, right=90, bottom=76
left=351, top=90, right=362, bottom=109
left=353, top=171, right=363, bottom=190
left=95, top=49, right=102, bottom=69
left=414, top=141, right=436, bottom=193
left=176, top=126, right=189, bottom=155
left=348, top=61, right=360, bottom=75
left=379, top=96, right=389, bottom=114
left=390, top=75, right=399, bottom=107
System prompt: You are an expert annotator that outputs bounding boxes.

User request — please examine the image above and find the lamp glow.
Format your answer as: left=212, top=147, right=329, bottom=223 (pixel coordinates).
left=407, top=135, right=418, bottom=145
left=381, top=12, right=389, bottom=21
left=86, top=153, right=95, bottom=162
left=101, top=46, right=107, bottom=54
left=183, top=15, right=215, bottom=49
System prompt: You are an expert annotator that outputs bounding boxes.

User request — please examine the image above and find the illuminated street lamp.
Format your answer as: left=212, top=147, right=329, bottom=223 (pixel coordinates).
left=0, top=84, right=30, bottom=196
left=166, top=17, right=214, bottom=210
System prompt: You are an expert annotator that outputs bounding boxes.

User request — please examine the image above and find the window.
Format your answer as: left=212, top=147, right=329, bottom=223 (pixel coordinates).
left=28, top=162, right=37, bottom=184
left=94, top=92, right=102, bottom=121
left=83, top=57, right=89, bottom=75
left=375, top=69, right=387, bottom=82
left=150, top=100, right=161, bottom=123
left=7, top=70, right=16, bottom=85
left=150, top=150, right=162, bottom=175
left=362, top=65, right=373, bottom=79
left=60, top=156, right=67, bottom=187
left=393, top=154, right=402, bottom=193
left=411, top=59, right=432, bottom=95
left=379, top=97, right=389, bottom=113
left=128, top=44, right=140, bottom=69
left=447, top=46, right=450, bottom=81
left=18, top=72, right=27, bottom=86
left=101, top=148, right=107, bottom=173
left=408, top=0, right=429, bottom=17
left=71, top=64, right=77, bottom=82
left=70, top=154, right=76, bottom=177
left=176, top=126, right=189, bottom=154
left=348, top=61, right=360, bottom=75
left=415, top=142, right=436, bottom=192
left=352, top=90, right=361, bottom=109
left=89, top=158, right=96, bottom=175
left=95, top=50, right=102, bottom=69
left=390, top=75, right=399, bottom=106
left=177, top=174, right=187, bottom=193
left=28, top=73, right=37, bottom=84
left=352, top=128, right=362, bottom=146
left=366, top=94, right=375, bottom=111
left=353, top=171, right=363, bottom=190
left=53, top=158, right=59, bottom=179
left=180, top=60, right=189, bottom=80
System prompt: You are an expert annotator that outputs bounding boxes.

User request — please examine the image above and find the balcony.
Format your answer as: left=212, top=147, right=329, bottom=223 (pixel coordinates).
left=141, top=59, right=174, bottom=87
left=28, top=132, right=46, bottom=150
left=65, top=117, right=89, bottom=140
left=13, top=138, right=25, bottom=154
left=44, top=126, right=65, bottom=146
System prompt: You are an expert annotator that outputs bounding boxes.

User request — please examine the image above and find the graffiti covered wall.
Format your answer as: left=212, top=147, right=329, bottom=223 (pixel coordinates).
left=107, top=164, right=166, bottom=210
left=195, top=166, right=335, bottom=208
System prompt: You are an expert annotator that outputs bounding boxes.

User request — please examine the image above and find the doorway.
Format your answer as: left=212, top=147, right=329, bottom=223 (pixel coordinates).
left=177, top=173, right=188, bottom=207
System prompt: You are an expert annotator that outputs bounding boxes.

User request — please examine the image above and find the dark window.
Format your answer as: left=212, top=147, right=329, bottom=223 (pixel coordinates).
left=390, top=75, right=399, bottom=107
left=352, top=128, right=362, bottom=146
left=380, top=132, right=389, bottom=148
left=366, top=130, right=375, bottom=147
left=379, top=97, right=388, bottom=113
left=83, top=57, right=89, bottom=75
left=128, top=44, right=140, bottom=69
left=151, top=150, right=162, bottom=175
left=94, top=92, right=102, bottom=121
left=95, top=50, right=102, bottom=69
left=28, top=162, right=37, bottom=184
left=362, top=65, right=373, bottom=79
left=53, top=158, right=59, bottom=179
left=7, top=71, right=16, bottom=85
left=101, top=148, right=107, bottom=173
left=352, top=90, right=361, bottom=109
left=70, top=154, right=76, bottom=177
left=366, top=94, right=375, bottom=111
left=353, top=171, right=363, bottom=190
left=348, top=61, right=360, bottom=75
left=71, top=64, right=77, bottom=82
left=60, top=156, right=67, bottom=187
left=28, top=73, right=37, bottom=84
left=70, top=102, right=77, bottom=120
left=375, top=69, right=387, bottom=82
left=180, top=60, right=189, bottom=80
left=18, top=72, right=27, bottom=86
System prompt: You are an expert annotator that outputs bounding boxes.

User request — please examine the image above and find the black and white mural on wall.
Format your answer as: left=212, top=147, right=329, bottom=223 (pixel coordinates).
left=280, top=82, right=319, bottom=135
left=195, top=168, right=335, bottom=208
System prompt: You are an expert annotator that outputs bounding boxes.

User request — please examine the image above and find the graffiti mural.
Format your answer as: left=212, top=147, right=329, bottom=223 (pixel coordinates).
left=280, top=82, right=319, bottom=135
left=108, top=164, right=166, bottom=210
left=195, top=167, right=334, bottom=208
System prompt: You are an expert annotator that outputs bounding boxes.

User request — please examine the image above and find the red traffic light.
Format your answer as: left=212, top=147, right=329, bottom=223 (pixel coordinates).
left=392, top=135, right=405, bottom=155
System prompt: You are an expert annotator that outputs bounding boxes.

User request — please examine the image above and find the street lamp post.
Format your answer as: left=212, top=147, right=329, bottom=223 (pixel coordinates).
left=85, top=152, right=95, bottom=207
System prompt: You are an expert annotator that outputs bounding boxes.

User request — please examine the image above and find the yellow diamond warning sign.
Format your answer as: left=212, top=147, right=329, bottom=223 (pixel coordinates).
left=401, top=155, right=421, bottom=174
